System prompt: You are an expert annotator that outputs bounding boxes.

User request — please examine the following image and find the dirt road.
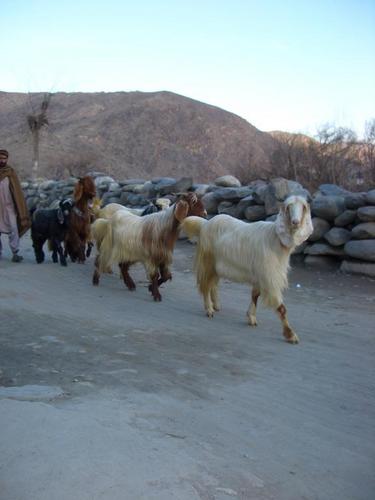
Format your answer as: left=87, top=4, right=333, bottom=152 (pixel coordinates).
left=0, top=235, right=374, bottom=500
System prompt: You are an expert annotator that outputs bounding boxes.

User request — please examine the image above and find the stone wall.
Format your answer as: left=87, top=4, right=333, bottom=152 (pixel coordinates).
left=21, top=173, right=375, bottom=277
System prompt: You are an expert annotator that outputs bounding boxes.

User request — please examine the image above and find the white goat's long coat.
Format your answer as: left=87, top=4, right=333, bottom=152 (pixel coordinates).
left=192, top=215, right=291, bottom=308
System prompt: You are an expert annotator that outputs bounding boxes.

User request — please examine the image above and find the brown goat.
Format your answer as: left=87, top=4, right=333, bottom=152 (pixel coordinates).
left=65, top=176, right=96, bottom=263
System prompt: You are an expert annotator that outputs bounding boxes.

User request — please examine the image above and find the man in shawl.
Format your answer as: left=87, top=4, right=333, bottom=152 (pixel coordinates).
left=0, top=150, right=31, bottom=262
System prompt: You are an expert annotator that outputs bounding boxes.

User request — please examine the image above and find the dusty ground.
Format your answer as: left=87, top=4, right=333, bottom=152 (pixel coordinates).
left=0, top=234, right=374, bottom=500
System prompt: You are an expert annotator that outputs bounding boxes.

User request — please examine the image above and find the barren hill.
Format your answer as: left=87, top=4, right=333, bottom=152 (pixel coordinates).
left=0, top=91, right=280, bottom=182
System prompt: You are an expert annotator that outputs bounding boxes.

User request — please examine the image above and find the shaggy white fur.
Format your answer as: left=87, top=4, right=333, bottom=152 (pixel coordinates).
left=181, top=195, right=313, bottom=344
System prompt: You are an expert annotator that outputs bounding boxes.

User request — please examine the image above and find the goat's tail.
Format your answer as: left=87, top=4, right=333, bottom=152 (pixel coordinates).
left=92, top=218, right=113, bottom=273
left=181, top=216, right=206, bottom=240
left=182, top=216, right=218, bottom=296
left=91, top=218, right=109, bottom=251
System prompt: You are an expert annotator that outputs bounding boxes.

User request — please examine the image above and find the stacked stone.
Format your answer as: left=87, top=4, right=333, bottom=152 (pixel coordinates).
left=21, top=178, right=77, bottom=212
left=21, top=173, right=375, bottom=277
left=304, top=185, right=375, bottom=277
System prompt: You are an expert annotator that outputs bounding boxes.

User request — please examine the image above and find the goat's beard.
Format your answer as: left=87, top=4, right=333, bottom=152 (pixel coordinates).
left=276, top=212, right=313, bottom=249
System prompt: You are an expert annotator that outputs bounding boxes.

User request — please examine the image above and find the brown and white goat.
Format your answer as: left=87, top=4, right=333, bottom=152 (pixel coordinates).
left=182, top=195, right=313, bottom=344
left=92, top=193, right=206, bottom=301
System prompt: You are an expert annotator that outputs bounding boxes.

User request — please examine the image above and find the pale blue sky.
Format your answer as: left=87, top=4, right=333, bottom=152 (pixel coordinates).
left=2, top=0, right=374, bottom=137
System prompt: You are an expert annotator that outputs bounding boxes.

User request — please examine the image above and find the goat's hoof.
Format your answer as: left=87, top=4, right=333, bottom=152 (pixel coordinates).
left=153, top=295, right=162, bottom=302
left=248, top=316, right=257, bottom=327
left=206, top=311, right=214, bottom=318
left=285, top=333, right=299, bottom=344
left=61, top=261, right=67, bottom=267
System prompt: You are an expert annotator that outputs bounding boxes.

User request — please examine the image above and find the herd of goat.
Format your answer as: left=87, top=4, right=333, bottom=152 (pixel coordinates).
left=30, top=175, right=314, bottom=344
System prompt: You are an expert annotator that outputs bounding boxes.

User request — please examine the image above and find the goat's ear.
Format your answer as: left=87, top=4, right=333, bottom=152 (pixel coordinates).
left=294, top=205, right=314, bottom=246
left=174, top=200, right=189, bottom=222
left=279, top=200, right=286, bottom=213
left=275, top=204, right=292, bottom=247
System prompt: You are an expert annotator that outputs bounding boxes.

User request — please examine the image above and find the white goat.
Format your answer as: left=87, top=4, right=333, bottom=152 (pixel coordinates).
left=92, top=193, right=206, bottom=301
left=181, top=195, right=313, bottom=344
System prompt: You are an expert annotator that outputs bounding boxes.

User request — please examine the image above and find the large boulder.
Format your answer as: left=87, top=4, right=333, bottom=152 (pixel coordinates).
left=340, top=260, right=375, bottom=278
left=151, top=176, right=175, bottom=184
left=217, top=202, right=242, bottom=218
left=309, top=218, right=330, bottom=242
left=270, top=177, right=309, bottom=200
left=366, top=189, right=375, bottom=205
left=214, top=175, right=241, bottom=187
left=344, top=192, right=368, bottom=209
left=244, top=205, right=267, bottom=222
left=94, top=176, right=115, bottom=187
left=62, top=186, right=74, bottom=197
left=351, top=222, right=375, bottom=240
left=236, top=195, right=257, bottom=217
left=357, top=206, right=375, bottom=222
left=122, top=183, right=144, bottom=193
left=316, top=184, right=349, bottom=197
left=101, top=192, right=121, bottom=205
left=311, top=195, right=346, bottom=221
left=202, top=192, right=220, bottom=215
left=264, top=178, right=309, bottom=216
left=192, top=184, right=211, bottom=196
left=140, top=181, right=157, bottom=198
left=154, top=177, right=193, bottom=195
left=304, top=243, right=346, bottom=258
left=213, top=187, right=253, bottom=201
left=38, top=180, right=57, bottom=191
left=66, top=177, right=78, bottom=186
left=324, top=227, right=351, bottom=246
left=119, top=191, right=148, bottom=207
left=252, top=184, right=268, bottom=205
left=121, top=178, right=146, bottom=185
left=102, top=196, right=122, bottom=206
left=264, top=190, right=280, bottom=216
left=334, top=210, right=357, bottom=227
left=344, top=240, right=375, bottom=262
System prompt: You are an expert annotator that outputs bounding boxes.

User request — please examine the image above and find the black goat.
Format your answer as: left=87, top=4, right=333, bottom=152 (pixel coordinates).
left=31, top=199, right=74, bottom=266
left=141, top=204, right=159, bottom=215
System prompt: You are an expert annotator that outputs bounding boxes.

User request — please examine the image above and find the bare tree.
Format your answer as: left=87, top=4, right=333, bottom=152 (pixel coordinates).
left=362, top=119, right=375, bottom=185
left=314, top=123, right=357, bottom=185
left=268, top=132, right=319, bottom=189
left=269, top=125, right=367, bottom=191
left=27, top=93, right=51, bottom=179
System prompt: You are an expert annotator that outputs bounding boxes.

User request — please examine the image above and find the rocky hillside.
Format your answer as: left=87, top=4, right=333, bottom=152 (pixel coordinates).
left=0, top=91, right=281, bottom=182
